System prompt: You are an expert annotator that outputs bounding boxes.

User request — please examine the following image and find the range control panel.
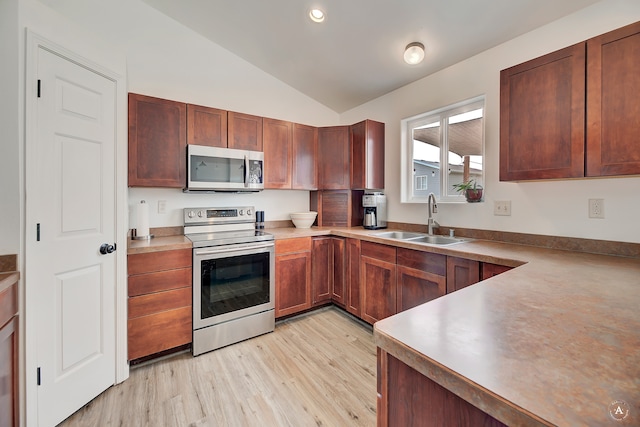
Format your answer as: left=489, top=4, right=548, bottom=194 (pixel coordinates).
left=183, top=206, right=255, bottom=225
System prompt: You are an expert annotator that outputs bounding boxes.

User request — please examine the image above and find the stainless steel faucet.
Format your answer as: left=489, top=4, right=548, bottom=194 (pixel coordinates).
left=427, top=193, right=439, bottom=235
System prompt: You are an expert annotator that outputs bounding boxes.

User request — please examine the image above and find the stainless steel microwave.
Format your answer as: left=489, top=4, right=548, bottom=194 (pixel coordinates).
left=185, top=145, right=264, bottom=192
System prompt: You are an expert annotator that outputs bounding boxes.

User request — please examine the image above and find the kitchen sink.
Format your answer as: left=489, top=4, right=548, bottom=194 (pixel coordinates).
left=371, top=231, right=469, bottom=245
left=405, top=235, right=467, bottom=245
left=372, top=231, right=425, bottom=240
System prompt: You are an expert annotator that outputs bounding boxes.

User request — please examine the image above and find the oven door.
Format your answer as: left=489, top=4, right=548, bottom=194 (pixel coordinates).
left=193, top=241, right=275, bottom=330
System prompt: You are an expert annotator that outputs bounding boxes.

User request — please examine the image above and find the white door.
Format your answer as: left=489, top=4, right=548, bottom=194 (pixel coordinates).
left=27, top=46, right=117, bottom=426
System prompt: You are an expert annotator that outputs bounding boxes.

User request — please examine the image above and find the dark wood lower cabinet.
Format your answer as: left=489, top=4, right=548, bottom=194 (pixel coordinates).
left=345, top=238, right=361, bottom=317
left=481, top=262, right=513, bottom=280
left=378, top=350, right=507, bottom=427
left=0, top=275, right=18, bottom=427
left=311, top=237, right=332, bottom=306
left=396, top=248, right=446, bottom=312
left=0, top=317, right=18, bottom=427
left=446, top=256, right=480, bottom=293
left=361, top=242, right=397, bottom=324
left=330, top=238, right=346, bottom=306
left=276, top=238, right=312, bottom=318
left=127, top=249, right=192, bottom=361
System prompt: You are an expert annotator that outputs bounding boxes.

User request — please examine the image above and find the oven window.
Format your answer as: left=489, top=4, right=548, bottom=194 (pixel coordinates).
left=200, top=252, right=270, bottom=319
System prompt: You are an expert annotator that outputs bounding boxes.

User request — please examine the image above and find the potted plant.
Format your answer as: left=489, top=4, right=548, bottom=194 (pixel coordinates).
left=452, top=179, right=483, bottom=203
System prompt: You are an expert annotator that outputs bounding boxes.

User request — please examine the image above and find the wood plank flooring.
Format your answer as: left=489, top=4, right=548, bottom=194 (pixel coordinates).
left=58, top=307, right=377, bottom=426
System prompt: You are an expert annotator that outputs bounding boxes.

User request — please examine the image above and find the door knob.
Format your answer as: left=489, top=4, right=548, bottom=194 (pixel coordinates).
left=99, top=243, right=116, bottom=255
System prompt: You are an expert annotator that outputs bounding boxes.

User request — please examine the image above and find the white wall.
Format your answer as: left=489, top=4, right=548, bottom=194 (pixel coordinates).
left=32, top=0, right=340, bottom=226
left=341, top=0, right=640, bottom=244
left=0, top=0, right=20, bottom=255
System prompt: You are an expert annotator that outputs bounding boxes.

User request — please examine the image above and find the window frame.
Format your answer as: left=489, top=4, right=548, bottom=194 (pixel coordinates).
left=401, top=95, right=486, bottom=203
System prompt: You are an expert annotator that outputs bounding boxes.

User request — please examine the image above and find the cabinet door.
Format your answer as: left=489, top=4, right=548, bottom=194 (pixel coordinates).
left=397, top=266, right=446, bottom=312
left=292, top=123, right=318, bottom=190
left=446, top=257, right=480, bottom=293
left=346, top=238, right=361, bottom=317
left=481, top=263, right=513, bottom=280
left=186, top=104, right=227, bottom=148
left=128, top=93, right=186, bottom=187
left=0, top=317, right=18, bottom=427
left=318, top=126, right=350, bottom=189
left=228, top=111, right=263, bottom=151
left=263, top=118, right=293, bottom=189
left=361, top=256, right=396, bottom=324
left=311, top=237, right=332, bottom=306
left=586, top=21, right=640, bottom=177
left=500, top=43, right=585, bottom=181
left=275, top=251, right=311, bottom=317
left=351, top=119, right=385, bottom=190
left=396, top=248, right=446, bottom=312
left=361, top=242, right=397, bottom=324
left=275, top=238, right=312, bottom=318
left=331, top=237, right=346, bottom=306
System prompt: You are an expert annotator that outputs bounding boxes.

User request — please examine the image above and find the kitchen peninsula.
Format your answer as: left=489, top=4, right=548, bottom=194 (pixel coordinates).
left=266, top=227, right=639, bottom=426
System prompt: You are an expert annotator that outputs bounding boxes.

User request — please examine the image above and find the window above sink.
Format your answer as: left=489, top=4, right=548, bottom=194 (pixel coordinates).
left=401, top=95, right=485, bottom=203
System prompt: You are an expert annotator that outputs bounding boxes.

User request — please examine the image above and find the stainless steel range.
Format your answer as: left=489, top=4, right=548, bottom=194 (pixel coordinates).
left=184, top=206, right=275, bottom=356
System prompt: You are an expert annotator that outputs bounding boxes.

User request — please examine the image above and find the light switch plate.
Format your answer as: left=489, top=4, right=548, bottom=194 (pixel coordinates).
left=494, top=200, right=511, bottom=216
left=158, top=200, right=167, bottom=214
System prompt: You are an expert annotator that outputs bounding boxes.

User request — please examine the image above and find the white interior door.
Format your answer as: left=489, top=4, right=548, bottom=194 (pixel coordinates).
left=27, top=46, right=117, bottom=426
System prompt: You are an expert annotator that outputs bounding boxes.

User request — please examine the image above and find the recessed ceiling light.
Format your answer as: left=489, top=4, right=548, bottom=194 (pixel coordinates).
left=404, top=42, right=425, bottom=65
left=309, top=9, right=325, bottom=23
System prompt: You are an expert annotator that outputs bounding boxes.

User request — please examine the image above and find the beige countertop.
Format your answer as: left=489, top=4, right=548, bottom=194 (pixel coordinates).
left=363, top=232, right=640, bottom=426
left=127, top=235, right=192, bottom=254
left=126, top=226, right=639, bottom=425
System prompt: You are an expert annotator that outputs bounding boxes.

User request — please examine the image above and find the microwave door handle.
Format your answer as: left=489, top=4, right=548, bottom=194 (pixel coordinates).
left=244, top=155, right=249, bottom=188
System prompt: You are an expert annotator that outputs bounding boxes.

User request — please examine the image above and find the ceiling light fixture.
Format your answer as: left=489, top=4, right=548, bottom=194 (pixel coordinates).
left=404, top=42, right=425, bottom=65
left=309, top=9, right=325, bottom=23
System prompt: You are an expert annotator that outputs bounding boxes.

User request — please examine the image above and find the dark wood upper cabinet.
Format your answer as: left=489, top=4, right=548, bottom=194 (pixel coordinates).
left=292, top=123, right=318, bottom=190
left=263, top=118, right=293, bottom=189
left=350, top=119, right=385, bottom=190
left=318, top=126, right=350, bottom=189
left=228, top=111, right=263, bottom=151
left=186, top=104, right=227, bottom=148
left=500, top=43, right=586, bottom=181
left=586, top=20, right=640, bottom=177
left=128, top=93, right=186, bottom=188
left=501, top=20, right=640, bottom=181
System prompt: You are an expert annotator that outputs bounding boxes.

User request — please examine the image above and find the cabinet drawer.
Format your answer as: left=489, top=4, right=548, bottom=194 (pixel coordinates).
left=128, top=267, right=191, bottom=297
left=397, top=248, right=446, bottom=276
left=127, top=306, right=192, bottom=360
left=128, top=249, right=191, bottom=275
left=361, top=241, right=396, bottom=264
left=276, top=237, right=311, bottom=254
left=128, top=287, right=191, bottom=319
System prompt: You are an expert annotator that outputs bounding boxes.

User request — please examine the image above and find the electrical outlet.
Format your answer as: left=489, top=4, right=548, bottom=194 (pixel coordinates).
left=588, top=199, right=604, bottom=219
left=158, top=200, right=167, bottom=214
left=494, top=200, right=511, bottom=216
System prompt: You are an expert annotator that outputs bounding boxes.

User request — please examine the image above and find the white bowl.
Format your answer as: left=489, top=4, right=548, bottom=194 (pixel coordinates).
left=290, top=212, right=318, bottom=229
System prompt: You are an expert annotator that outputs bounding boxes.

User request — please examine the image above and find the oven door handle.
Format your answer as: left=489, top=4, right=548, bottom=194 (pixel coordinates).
left=194, top=242, right=274, bottom=256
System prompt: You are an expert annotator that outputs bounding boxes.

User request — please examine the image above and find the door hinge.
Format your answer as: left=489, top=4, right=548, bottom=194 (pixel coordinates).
left=37, top=79, right=41, bottom=98
left=37, top=367, right=41, bottom=385
left=36, top=223, right=41, bottom=241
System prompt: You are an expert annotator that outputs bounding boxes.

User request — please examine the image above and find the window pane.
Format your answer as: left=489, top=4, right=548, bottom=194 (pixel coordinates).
left=412, top=121, right=440, bottom=197
left=446, top=109, right=483, bottom=196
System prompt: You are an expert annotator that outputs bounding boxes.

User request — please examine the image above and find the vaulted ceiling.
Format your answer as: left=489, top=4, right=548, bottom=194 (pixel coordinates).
left=142, top=0, right=600, bottom=112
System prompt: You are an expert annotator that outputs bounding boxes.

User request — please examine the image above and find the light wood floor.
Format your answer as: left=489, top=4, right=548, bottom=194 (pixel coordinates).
left=59, top=307, right=377, bottom=426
